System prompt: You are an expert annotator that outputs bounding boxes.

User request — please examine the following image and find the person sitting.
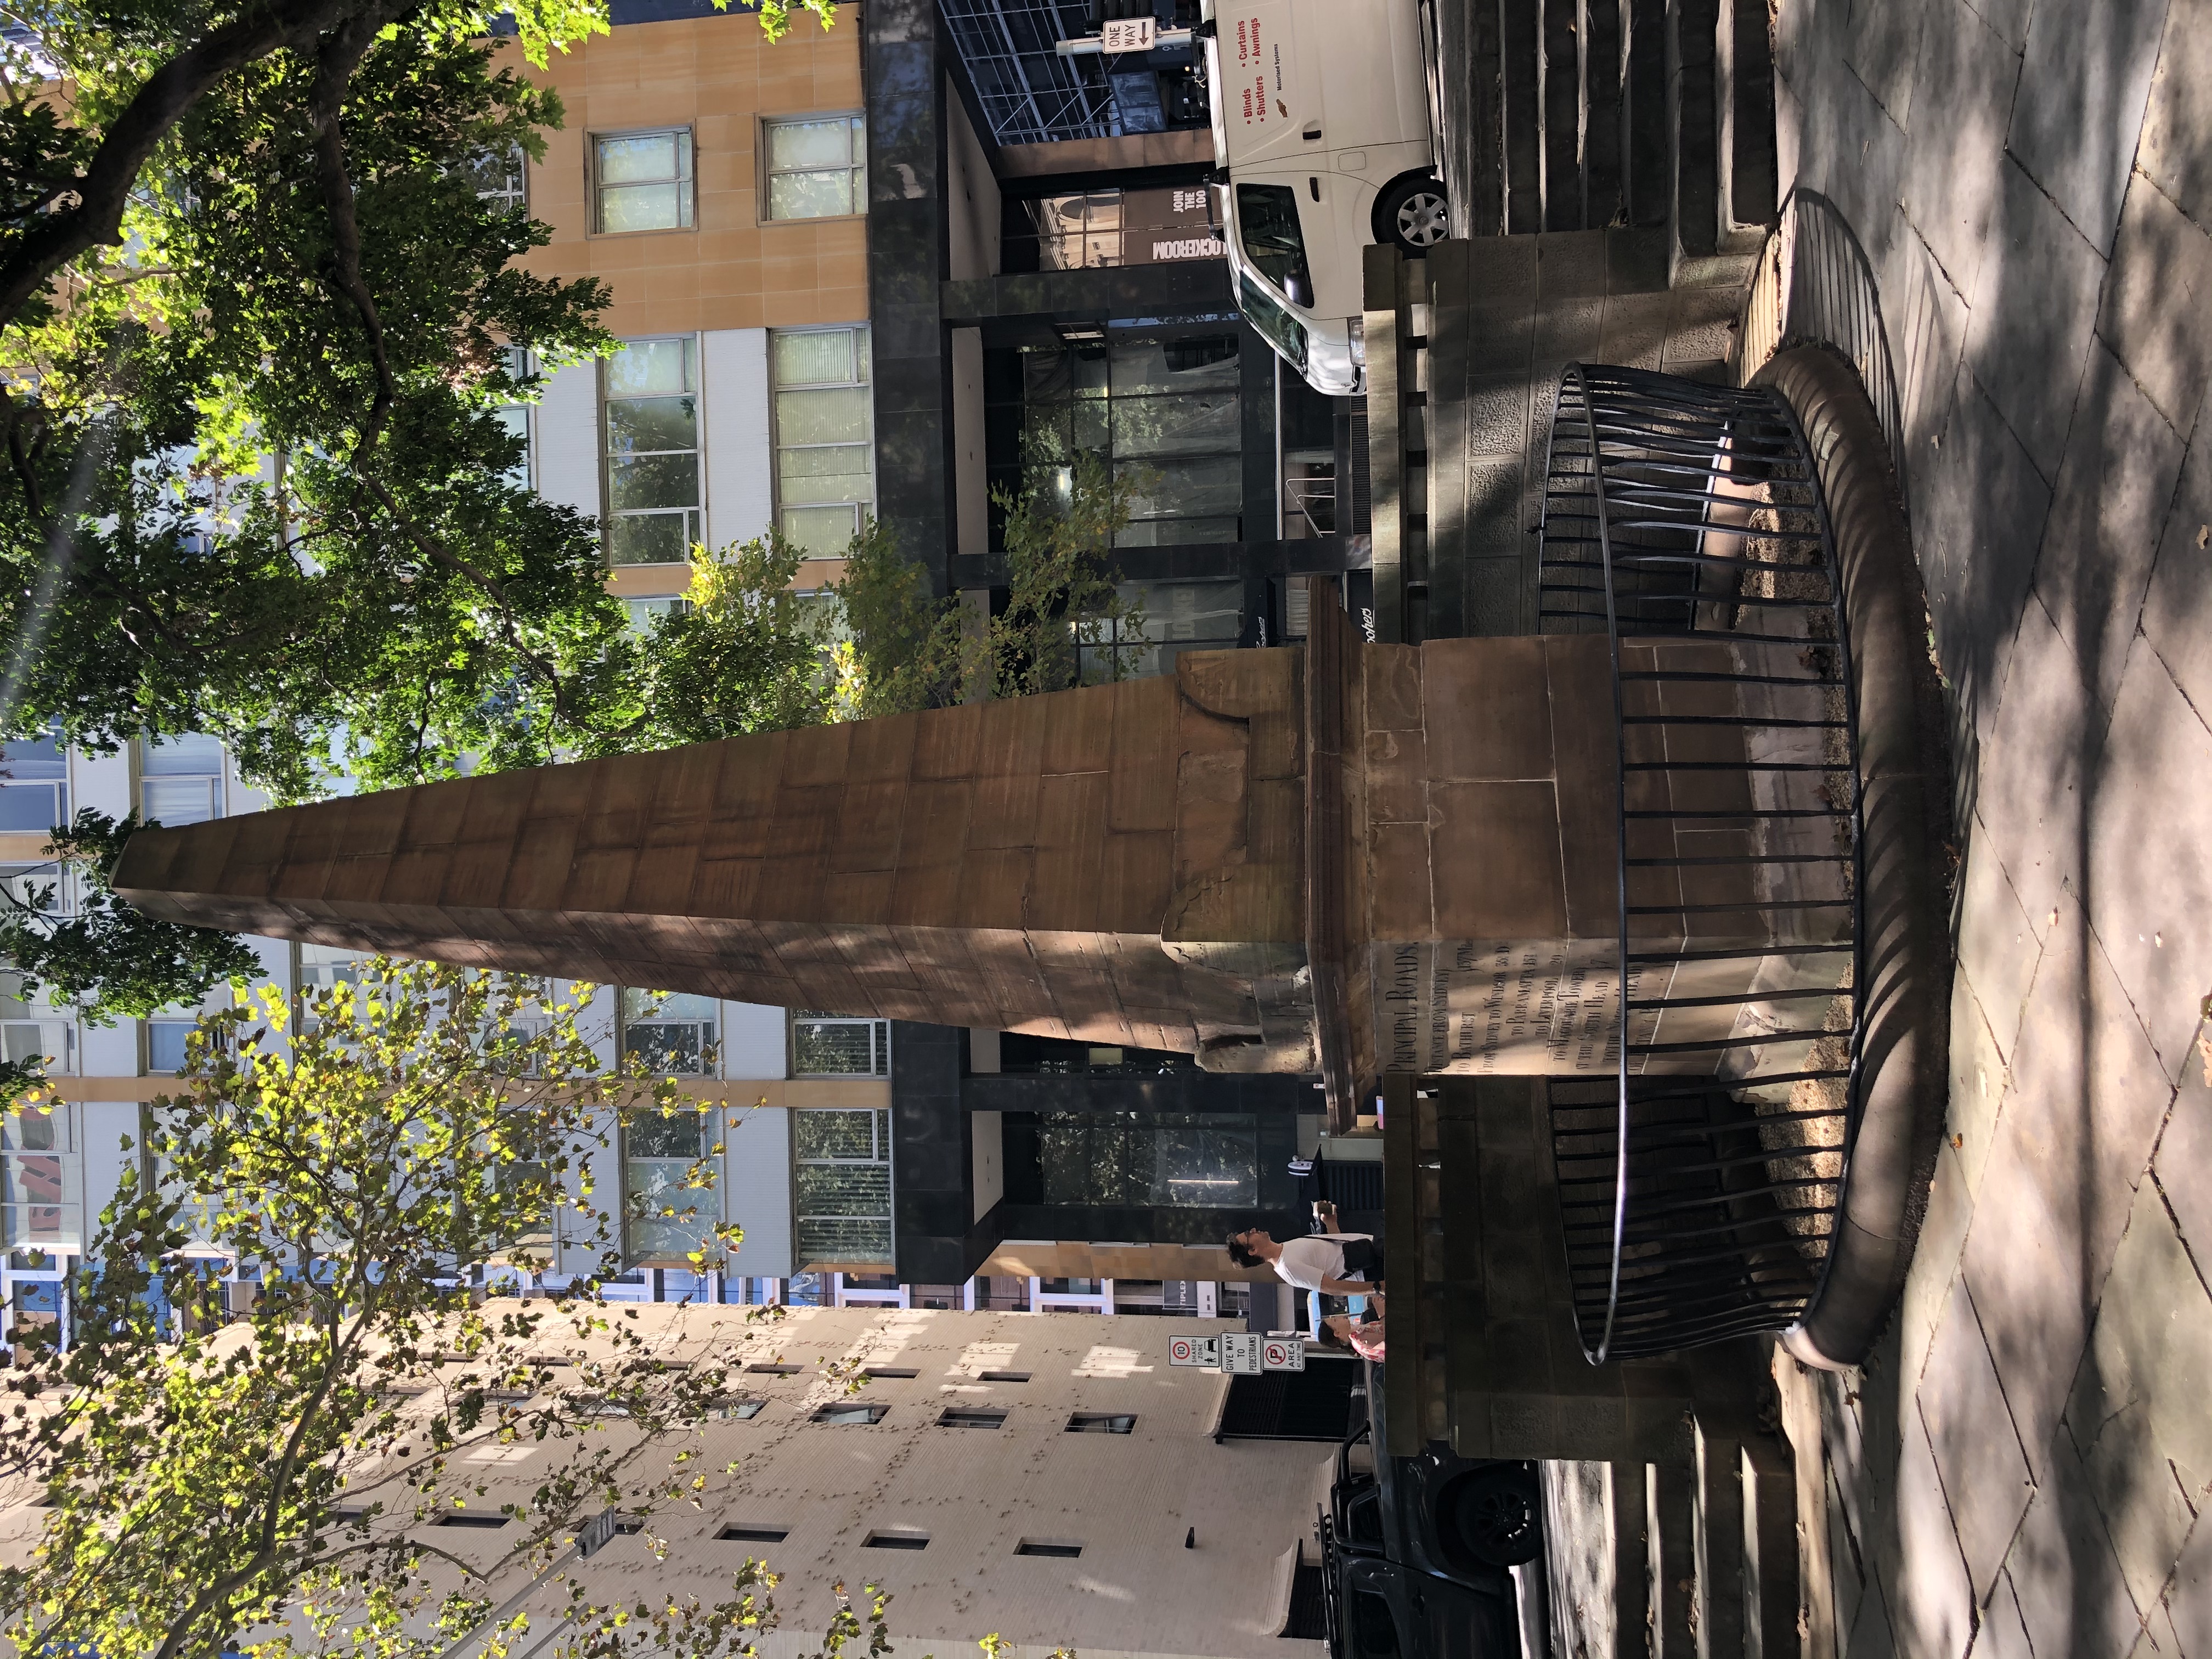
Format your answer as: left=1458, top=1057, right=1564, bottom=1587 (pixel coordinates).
left=1227, top=1202, right=1384, bottom=1297
left=1314, top=1305, right=1386, bottom=1362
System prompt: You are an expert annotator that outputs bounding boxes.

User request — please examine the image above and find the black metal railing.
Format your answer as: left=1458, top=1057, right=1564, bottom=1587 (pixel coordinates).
left=1536, top=364, right=1864, bottom=1363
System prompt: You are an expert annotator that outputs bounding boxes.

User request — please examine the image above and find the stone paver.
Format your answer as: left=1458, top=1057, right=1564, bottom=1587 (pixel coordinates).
left=2086, top=643, right=2212, bottom=1080
left=2001, top=1422, right=2144, bottom=1659
left=1918, top=1277, right=2034, bottom=1597
left=2064, top=1177, right=2212, bottom=1611
left=1976, top=1572, right=2037, bottom=1659
left=1961, top=156, right=2105, bottom=480
left=2006, top=0, right=2169, bottom=253
left=2031, top=342, right=2188, bottom=713
left=2138, top=428, right=2212, bottom=730
left=2164, top=1508, right=2212, bottom=1656
left=1773, top=0, right=2212, bottom=1654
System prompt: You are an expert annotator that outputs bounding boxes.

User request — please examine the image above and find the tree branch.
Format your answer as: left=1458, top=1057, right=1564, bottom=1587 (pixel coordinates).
left=0, top=0, right=379, bottom=334
left=354, top=471, right=581, bottom=727
left=306, top=2, right=410, bottom=458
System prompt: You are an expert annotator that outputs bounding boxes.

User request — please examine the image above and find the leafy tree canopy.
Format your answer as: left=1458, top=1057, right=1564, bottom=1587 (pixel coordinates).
left=0, top=960, right=785, bottom=1659
left=0, top=0, right=836, bottom=805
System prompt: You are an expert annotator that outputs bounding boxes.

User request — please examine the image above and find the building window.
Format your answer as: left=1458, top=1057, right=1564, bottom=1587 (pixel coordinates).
left=493, top=345, right=533, bottom=488
left=763, top=115, right=866, bottom=220
left=0, top=724, right=67, bottom=834
left=1004, top=1111, right=1259, bottom=1210
left=1076, top=580, right=1245, bottom=683
left=623, top=595, right=691, bottom=632
left=792, top=1012, right=889, bottom=1077
left=771, top=326, right=873, bottom=557
left=622, top=989, right=718, bottom=1077
left=0, top=1099, right=77, bottom=1254
left=988, top=336, right=1243, bottom=553
left=998, top=1034, right=1191, bottom=1075
left=816, top=1403, right=892, bottom=1425
left=940, top=1408, right=1008, bottom=1429
left=605, top=337, right=702, bottom=566
left=1064, top=1413, right=1136, bottom=1434
left=145, top=1018, right=196, bottom=1075
left=469, top=144, right=527, bottom=215
left=625, top=1106, right=715, bottom=1260
left=793, top=1107, right=892, bottom=1265
left=0, top=977, right=72, bottom=1080
left=594, top=128, right=693, bottom=234
left=138, top=732, right=225, bottom=826
left=0, top=864, right=66, bottom=917
left=297, top=945, right=371, bottom=993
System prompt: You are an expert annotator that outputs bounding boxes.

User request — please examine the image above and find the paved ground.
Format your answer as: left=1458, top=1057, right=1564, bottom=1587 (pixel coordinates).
left=1769, top=0, right=2212, bottom=1654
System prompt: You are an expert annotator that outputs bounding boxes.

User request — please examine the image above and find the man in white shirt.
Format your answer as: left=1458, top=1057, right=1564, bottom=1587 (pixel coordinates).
left=1226, top=1203, right=1384, bottom=1295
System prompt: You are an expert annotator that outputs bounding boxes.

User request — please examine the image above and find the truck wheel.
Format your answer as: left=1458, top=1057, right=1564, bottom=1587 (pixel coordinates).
left=1374, top=173, right=1450, bottom=252
left=1441, top=1465, right=1542, bottom=1568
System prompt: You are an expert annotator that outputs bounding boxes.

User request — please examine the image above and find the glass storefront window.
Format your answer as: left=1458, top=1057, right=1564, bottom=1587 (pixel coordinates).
left=1076, top=579, right=1244, bottom=683
left=997, top=335, right=1243, bottom=551
left=1012, top=1111, right=1259, bottom=1209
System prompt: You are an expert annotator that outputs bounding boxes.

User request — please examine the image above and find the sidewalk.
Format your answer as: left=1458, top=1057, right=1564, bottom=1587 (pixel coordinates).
left=1770, top=0, right=2212, bottom=1654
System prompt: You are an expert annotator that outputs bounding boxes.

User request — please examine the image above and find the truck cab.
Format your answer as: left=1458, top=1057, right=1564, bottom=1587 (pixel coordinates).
left=1204, top=0, right=1447, bottom=394
left=1318, top=1368, right=1540, bottom=1659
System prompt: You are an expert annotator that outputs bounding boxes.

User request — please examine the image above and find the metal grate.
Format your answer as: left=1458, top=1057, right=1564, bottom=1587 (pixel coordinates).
left=1537, top=363, right=1864, bottom=1363
left=940, top=0, right=1121, bottom=145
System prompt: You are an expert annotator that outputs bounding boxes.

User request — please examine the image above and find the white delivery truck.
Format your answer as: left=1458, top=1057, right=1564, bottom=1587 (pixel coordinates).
left=1204, top=0, right=1446, bottom=395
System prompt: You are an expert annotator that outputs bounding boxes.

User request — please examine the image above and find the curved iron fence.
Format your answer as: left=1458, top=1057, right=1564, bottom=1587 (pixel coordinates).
left=1536, top=364, right=1866, bottom=1363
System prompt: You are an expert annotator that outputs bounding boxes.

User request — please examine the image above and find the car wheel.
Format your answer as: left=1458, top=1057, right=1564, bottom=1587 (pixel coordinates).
left=1441, top=1465, right=1542, bottom=1568
left=1375, top=174, right=1450, bottom=251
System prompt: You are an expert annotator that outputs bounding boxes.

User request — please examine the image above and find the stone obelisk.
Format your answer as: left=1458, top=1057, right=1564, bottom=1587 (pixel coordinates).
left=115, top=594, right=1845, bottom=1127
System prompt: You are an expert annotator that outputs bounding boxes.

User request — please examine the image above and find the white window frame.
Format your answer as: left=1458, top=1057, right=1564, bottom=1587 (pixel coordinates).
left=137, top=732, right=227, bottom=827
left=770, top=325, right=874, bottom=558
left=620, top=989, right=719, bottom=1078
left=472, top=143, right=528, bottom=215
left=791, top=1011, right=890, bottom=1077
left=0, top=723, right=69, bottom=837
left=592, top=127, right=695, bottom=235
left=0, top=1098, right=80, bottom=1256
left=792, top=1107, right=893, bottom=1266
left=603, top=335, right=704, bottom=567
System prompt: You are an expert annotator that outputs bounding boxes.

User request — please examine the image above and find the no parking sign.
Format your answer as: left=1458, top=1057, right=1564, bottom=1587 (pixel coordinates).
left=1262, top=1336, right=1306, bottom=1372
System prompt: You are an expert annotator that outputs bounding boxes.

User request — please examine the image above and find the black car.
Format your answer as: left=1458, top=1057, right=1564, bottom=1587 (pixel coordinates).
left=1316, top=1368, right=1541, bottom=1659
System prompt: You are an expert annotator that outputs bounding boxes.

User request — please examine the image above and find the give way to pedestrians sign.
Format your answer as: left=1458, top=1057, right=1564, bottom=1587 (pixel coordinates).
left=1169, top=1334, right=1306, bottom=1372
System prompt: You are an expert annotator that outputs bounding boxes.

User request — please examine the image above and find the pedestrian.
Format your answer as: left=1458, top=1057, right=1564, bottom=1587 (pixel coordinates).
left=1226, top=1201, right=1384, bottom=1296
left=1314, top=1308, right=1386, bottom=1362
